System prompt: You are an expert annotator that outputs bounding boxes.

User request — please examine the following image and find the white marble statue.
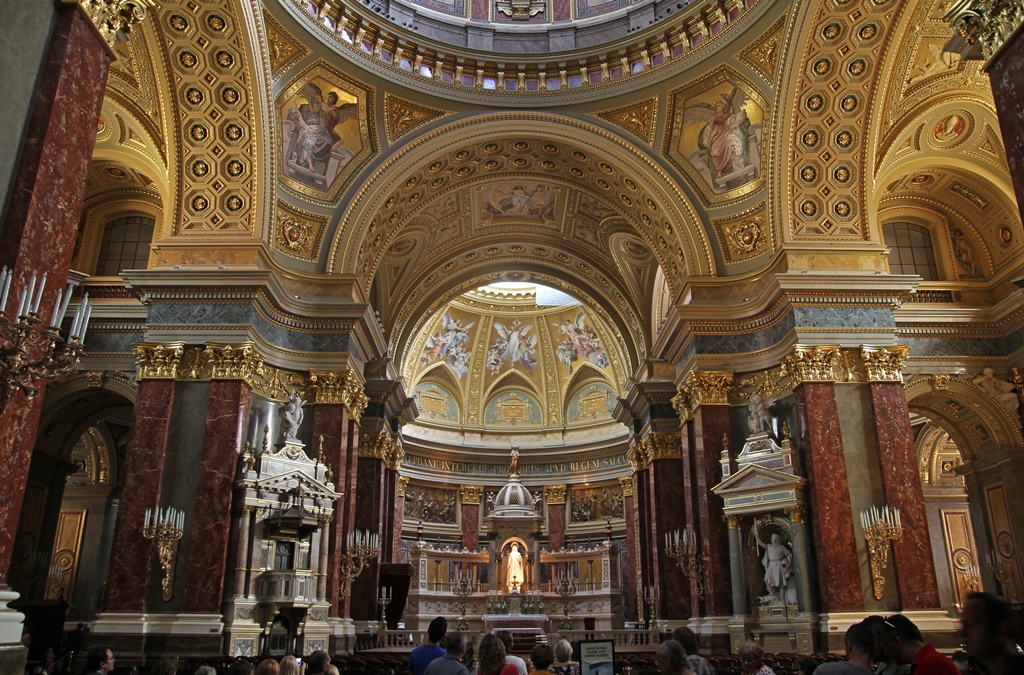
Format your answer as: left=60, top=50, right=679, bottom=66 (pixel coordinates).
left=280, top=391, right=306, bottom=442
left=973, top=368, right=1019, bottom=415
left=507, top=542, right=525, bottom=593
left=761, top=533, right=796, bottom=606
left=747, top=393, right=774, bottom=436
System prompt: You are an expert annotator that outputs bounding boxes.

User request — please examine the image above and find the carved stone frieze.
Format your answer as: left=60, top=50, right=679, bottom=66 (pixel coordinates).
left=134, top=342, right=185, bottom=379
left=785, top=345, right=840, bottom=382
left=404, top=484, right=458, bottom=524
left=569, top=485, right=624, bottom=522
left=460, top=485, right=483, bottom=504
left=544, top=485, right=567, bottom=505
left=860, top=345, right=909, bottom=382
left=309, top=370, right=368, bottom=421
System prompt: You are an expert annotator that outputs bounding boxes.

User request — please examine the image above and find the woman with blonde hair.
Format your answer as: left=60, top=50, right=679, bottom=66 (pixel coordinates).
left=279, top=655, right=302, bottom=675
left=477, top=634, right=518, bottom=675
left=550, top=640, right=580, bottom=675
left=255, top=659, right=280, bottom=675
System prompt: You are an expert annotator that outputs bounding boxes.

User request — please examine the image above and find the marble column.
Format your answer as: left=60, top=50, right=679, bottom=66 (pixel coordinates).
left=727, top=517, right=746, bottom=616
left=310, top=369, right=366, bottom=618
left=545, top=485, right=567, bottom=552
left=394, top=477, right=409, bottom=562
left=182, top=344, right=256, bottom=612
left=790, top=346, right=863, bottom=612
left=619, top=476, right=638, bottom=620
left=862, top=346, right=941, bottom=609
left=0, top=4, right=114, bottom=592
left=632, top=456, right=653, bottom=619
left=103, top=344, right=184, bottom=612
left=461, top=485, right=482, bottom=551
left=351, top=431, right=392, bottom=620
left=646, top=433, right=690, bottom=620
left=985, top=32, right=1024, bottom=221
left=788, top=508, right=815, bottom=614
left=690, top=402, right=733, bottom=616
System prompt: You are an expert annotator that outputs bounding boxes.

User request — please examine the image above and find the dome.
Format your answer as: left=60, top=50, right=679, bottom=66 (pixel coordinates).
left=491, top=475, right=537, bottom=518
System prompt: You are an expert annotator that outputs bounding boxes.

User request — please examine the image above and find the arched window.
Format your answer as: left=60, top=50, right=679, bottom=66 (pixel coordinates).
left=883, top=222, right=939, bottom=281
left=95, top=215, right=154, bottom=276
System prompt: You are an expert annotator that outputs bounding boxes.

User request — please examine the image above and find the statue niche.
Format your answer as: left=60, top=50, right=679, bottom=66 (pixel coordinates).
left=751, top=519, right=798, bottom=609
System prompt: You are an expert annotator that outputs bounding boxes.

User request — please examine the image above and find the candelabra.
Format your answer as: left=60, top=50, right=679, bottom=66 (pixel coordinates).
left=338, top=529, right=380, bottom=599
left=963, top=563, right=982, bottom=594
left=143, top=506, right=185, bottom=601
left=643, top=586, right=658, bottom=626
left=665, top=528, right=705, bottom=598
left=45, top=562, right=69, bottom=600
left=860, top=505, right=902, bottom=600
left=377, top=586, right=392, bottom=631
left=0, top=268, right=92, bottom=414
left=453, top=573, right=474, bottom=630
left=554, top=572, right=578, bottom=630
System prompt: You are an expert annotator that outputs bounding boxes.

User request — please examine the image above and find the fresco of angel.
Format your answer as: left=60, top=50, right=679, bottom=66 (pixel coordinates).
left=282, top=82, right=360, bottom=189
left=421, top=311, right=475, bottom=378
left=554, top=312, right=609, bottom=374
left=486, top=320, right=538, bottom=374
left=683, top=86, right=757, bottom=191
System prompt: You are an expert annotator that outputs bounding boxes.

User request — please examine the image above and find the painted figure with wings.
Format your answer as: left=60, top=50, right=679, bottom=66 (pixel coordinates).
left=284, top=82, right=359, bottom=186
left=554, top=312, right=609, bottom=374
left=487, top=320, right=538, bottom=373
left=421, top=311, right=475, bottom=378
left=684, top=86, right=752, bottom=184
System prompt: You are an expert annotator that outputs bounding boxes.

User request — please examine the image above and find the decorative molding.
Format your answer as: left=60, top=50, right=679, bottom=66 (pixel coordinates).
left=737, top=16, right=785, bottom=84
left=618, top=476, right=634, bottom=497
left=74, top=0, right=155, bottom=53
left=262, top=10, right=308, bottom=77
left=203, top=342, right=264, bottom=383
left=383, top=94, right=453, bottom=145
left=134, top=342, right=185, bottom=379
left=785, top=345, right=840, bottom=383
left=945, top=0, right=1024, bottom=62
left=460, top=484, right=483, bottom=504
left=274, top=201, right=329, bottom=261
left=544, top=485, right=567, bottom=504
left=861, top=345, right=909, bottom=382
left=594, top=97, right=658, bottom=144
left=309, top=370, right=368, bottom=420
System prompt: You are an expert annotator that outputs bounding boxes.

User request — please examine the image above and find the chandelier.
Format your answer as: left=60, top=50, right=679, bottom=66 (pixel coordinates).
left=0, top=267, right=92, bottom=413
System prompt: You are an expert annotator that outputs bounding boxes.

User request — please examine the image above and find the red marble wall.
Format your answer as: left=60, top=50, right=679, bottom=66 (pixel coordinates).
left=103, top=379, right=177, bottom=611
left=393, top=493, right=405, bottom=563
left=183, top=380, right=250, bottom=612
left=868, top=382, right=941, bottom=609
left=547, top=503, right=566, bottom=551
left=634, top=469, right=653, bottom=615
left=987, top=33, right=1024, bottom=223
left=351, top=455, right=387, bottom=619
left=312, top=404, right=355, bottom=617
left=692, top=406, right=732, bottom=616
left=462, top=503, right=480, bottom=551
left=0, top=5, right=111, bottom=586
left=795, top=383, right=863, bottom=612
left=553, top=0, right=571, bottom=21
left=471, top=0, right=488, bottom=20
left=679, top=421, right=699, bottom=609
left=622, top=491, right=637, bottom=619
left=649, top=456, right=690, bottom=619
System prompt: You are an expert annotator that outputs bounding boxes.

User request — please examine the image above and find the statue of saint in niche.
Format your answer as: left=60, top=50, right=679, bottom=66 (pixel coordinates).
left=507, top=542, right=525, bottom=593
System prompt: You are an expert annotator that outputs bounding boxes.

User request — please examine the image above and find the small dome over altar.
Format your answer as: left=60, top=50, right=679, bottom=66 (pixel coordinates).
left=491, top=475, right=536, bottom=518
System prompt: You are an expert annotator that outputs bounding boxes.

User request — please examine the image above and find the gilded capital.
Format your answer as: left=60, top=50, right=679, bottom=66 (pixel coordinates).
left=72, top=0, right=155, bottom=52
left=726, top=515, right=742, bottom=530
left=397, top=475, right=410, bottom=497
left=945, top=0, right=1024, bottom=61
left=860, top=345, right=909, bottom=382
left=544, top=485, right=567, bottom=504
left=628, top=438, right=649, bottom=471
left=359, top=431, right=393, bottom=461
left=204, top=342, right=263, bottom=383
left=671, top=388, right=693, bottom=422
left=788, top=505, right=807, bottom=523
left=460, top=484, right=483, bottom=504
left=618, top=476, right=634, bottom=497
left=309, top=370, right=368, bottom=421
left=786, top=345, right=840, bottom=382
left=134, top=342, right=185, bottom=379
left=645, top=432, right=682, bottom=461
left=684, top=371, right=735, bottom=407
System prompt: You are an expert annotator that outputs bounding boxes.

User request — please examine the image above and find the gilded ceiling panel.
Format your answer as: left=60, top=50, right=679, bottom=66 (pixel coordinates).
left=593, top=97, right=659, bottom=145
left=263, top=10, right=309, bottom=79
left=737, top=16, right=787, bottom=85
left=383, top=94, right=454, bottom=145
left=712, top=201, right=772, bottom=263
left=277, top=61, right=377, bottom=204
left=272, top=199, right=329, bottom=261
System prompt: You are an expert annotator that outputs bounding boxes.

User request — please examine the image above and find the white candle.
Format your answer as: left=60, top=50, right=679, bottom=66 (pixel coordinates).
left=31, top=272, right=46, bottom=314
left=0, top=267, right=10, bottom=312
left=49, top=288, right=63, bottom=327
left=16, top=287, right=28, bottom=317
left=79, top=297, right=93, bottom=341
left=57, top=283, right=72, bottom=326
left=145, top=508, right=151, bottom=528
left=24, top=272, right=36, bottom=315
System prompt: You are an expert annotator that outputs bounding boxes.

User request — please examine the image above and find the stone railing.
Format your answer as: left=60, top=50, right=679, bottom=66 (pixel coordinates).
left=256, top=569, right=319, bottom=605
left=552, top=629, right=660, bottom=649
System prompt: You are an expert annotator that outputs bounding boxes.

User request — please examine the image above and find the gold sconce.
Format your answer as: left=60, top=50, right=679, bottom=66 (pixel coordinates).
left=860, top=505, right=902, bottom=600
left=338, top=529, right=379, bottom=599
left=143, top=507, right=185, bottom=601
left=666, top=528, right=705, bottom=597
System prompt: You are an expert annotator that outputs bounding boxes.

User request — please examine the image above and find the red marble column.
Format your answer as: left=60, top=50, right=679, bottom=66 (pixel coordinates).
left=546, top=487, right=566, bottom=551
left=462, top=502, right=480, bottom=551
left=394, top=478, right=407, bottom=563
left=104, top=379, right=177, bottom=611
left=312, top=404, right=355, bottom=617
left=620, top=477, right=638, bottom=620
left=351, top=451, right=387, bottom=619
left=868, top=382, right=941, bottom=609
left=0, top=5, right=111, bottom=587
left=795, top=382, right=863, bottom=612
left=986, top=33, right=1024, bottom=223
left=648, top=453, right=690, bottom=619
left=634, top=467, right=654, bottom=616
left=691, top=405, right=732, bottom=616
left=183, top=378, right=251, bottom=612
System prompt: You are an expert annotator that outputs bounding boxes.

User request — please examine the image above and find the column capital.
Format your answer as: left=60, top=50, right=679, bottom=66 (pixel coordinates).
left=618, top=476, right=634, bottom=497
left=786, top=344, right=840, bottom=382
left=460, top=484, right=483, bottom=504
left=645, top=431, right=682, bottom=462
left=544, top=485, right=567, bottom=504
left=309, top=369, right=368, bottom=421
left=70, top=0, right=155, bottom=53
left=397, top=475, right=410, bottom=497
left=203, top=341, right=263, bottom=383
left=787, top=505, right=807, bottom=523
left=726, top=515, right=742, bottom=530
left=860, top=345, right=909, bottom=382
left=944, top=0, right=1024, bottom=61
left=673, top=371, right=734, bottom=421
left=133, top=342, right=185, bottom=379
left=358, top=430, right=404, bottom=470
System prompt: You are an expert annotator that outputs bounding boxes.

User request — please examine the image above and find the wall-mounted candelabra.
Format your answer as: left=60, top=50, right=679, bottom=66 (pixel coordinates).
left=643, top=585, right=658, bottom=625
left=860, top=505, right=902, bottom=600
left=963, top=563, right=982, bottom=594
left=553, top=572, right=578, bottom=630
left=143, top=506, right=185, bottom=601
left=453, top=573, right=474, bottom=630
left=377, top=586, right=392, bottom=631
left=0, top=268, right=92, bottom=413
left=665, top=528, right=705, bottom=598
left=338, top=529, right=379, bottom=599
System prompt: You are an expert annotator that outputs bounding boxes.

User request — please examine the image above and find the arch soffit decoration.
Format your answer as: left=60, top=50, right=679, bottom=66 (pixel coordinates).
left=905, top=376, right=1024, bottom=463
left=327, top=115, right=716, bottom=288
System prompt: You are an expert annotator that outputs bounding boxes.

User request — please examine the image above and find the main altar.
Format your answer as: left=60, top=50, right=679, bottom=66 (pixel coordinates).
left=404, top=453, right=623, bottom=635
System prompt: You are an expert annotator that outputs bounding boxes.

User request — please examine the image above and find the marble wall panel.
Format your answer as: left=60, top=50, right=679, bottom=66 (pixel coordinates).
left=692, top=405, right=732, bottom=616
left=462, top=503, right=480, bottom=550
left=351, top=456, right=387, bottom=619
left=649, top=457, right=690, bottom=619
left=987, top=33, right=1024, bottom=217
left=312, top=404, right=354, bottom=617
left=547, top=503, right=566, bottom=551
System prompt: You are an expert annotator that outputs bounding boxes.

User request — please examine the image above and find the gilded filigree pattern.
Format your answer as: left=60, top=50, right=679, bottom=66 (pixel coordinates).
left=274, top=201, right=329, bottom=261
left=738, top=16, right=786, bottom=84
left=785, top=345, right=840, bottom=382
left=861, top=345, right=909, bottom=382
left=263, top=10, right=308, bottom=77
left=544, top=484, right=567, bottom=504
left=594, top=98, right=658, bottom=144
left=713, top=204, right=771, bottom=263
left=383, top=94, right=453, bottom=145
left=134, top=342, right=185, bottom=379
